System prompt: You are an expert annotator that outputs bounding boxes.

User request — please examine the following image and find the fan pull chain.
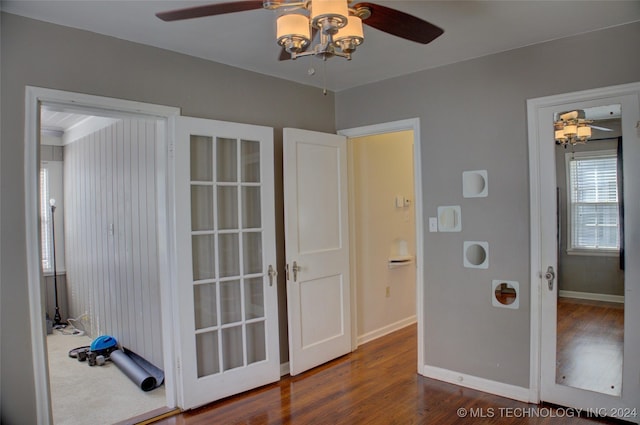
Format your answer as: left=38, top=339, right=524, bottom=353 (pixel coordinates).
left=323, top=59, right=328, bottom=96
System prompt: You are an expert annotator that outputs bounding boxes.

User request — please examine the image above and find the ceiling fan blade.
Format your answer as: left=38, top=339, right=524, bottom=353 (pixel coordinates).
left=156, top=1, right=264, bottom=22
left=354, top=2, right=443, bottom=44
left=589, top=125, right=614, bottom=132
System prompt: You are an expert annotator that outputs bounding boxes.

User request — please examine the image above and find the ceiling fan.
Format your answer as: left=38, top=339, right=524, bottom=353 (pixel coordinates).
left=554, top=110, right=614, bottom=147
left=156, top=1, right=444, bottom=61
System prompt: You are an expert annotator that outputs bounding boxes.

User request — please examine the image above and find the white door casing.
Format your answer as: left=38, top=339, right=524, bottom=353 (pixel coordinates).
left=25, top=87, right=181, bottom=424
left=283, top=128, right=351, bottom=376
left=174, top=116, right=279, bottom=409
left=338, top=118, right=424, bottom=369
left=527, top=83, right=640, bottom=421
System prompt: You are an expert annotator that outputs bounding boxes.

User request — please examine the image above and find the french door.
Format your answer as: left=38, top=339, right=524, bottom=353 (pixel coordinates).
left=174, top=117, right=279, bottom=409
left=283, top=128, right=352, bottom=376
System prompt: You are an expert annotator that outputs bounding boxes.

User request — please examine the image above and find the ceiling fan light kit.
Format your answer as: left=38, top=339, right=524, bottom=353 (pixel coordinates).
left=273, top=0, right=367, bottom=60
left=157, top=0, right=443, bottom=62
left=554, top=110, right=593, bottom=147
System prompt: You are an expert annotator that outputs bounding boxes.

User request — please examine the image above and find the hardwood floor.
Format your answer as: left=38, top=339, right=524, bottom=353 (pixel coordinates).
left=556, top=297, right=624, bottom=396
left=155, top=324, right=626, bottom=425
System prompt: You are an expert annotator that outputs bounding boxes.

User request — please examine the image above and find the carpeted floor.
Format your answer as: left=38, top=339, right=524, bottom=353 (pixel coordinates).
left=47, top=329, right=166, bottom=425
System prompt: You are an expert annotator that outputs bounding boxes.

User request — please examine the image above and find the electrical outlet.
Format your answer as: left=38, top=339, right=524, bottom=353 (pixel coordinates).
left=386, top=286, right=391, bottom=297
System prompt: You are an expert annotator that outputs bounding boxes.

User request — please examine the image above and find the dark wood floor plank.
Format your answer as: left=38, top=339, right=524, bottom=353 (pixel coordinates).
left=156, top=324, right=624, bottom=425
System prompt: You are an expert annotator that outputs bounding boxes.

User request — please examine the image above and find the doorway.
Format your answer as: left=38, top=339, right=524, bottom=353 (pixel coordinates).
left=350, top=130, right=417, bottom=343
left=527, top=82, right=640, bottom=419
left=339, top=118, right=425, bottom=366
left=25, top=87, right=180, bottom=424
left=39, top=106, right=171, bottom=424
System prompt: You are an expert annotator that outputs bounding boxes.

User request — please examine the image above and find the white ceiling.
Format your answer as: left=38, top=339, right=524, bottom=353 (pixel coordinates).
left=41, top=108, right=93, bottom=135
left=4, top=1, right=640, bottom=91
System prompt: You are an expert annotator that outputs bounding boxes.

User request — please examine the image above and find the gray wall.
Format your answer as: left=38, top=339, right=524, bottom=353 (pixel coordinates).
left=555, top=138, right=625, bottom=297
left=0, top=13, right=335, bottom=424
left=335, top=22, right=640, bottom=388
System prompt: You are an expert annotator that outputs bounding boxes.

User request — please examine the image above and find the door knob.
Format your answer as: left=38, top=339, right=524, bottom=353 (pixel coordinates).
left=292, top=261, right=301, bottom=282
left=544, top=266, right=555, bottom=291
left=267, top=265, right=277, bottom=286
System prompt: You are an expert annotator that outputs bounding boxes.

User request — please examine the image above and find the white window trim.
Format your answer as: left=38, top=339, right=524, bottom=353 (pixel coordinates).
left=564, top=149, right=619, bottom=256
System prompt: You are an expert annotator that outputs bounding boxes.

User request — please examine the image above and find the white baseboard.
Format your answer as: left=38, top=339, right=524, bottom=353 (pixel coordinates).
left=357, top=316, right=417, bottom=346
left=559, top=290, right=624, bottom=304
left=280, top=362, right=290, bottom=377
left=422, top=365, right=533, bottom=403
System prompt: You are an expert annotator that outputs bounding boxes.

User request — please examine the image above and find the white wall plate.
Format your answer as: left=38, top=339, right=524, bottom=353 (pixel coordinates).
left=437, top=205, right=461, bottom=232
left=463, top=170, right=488, bottom=198
left=492, top=280, right=519, bottom=309
left=463, top=241, right=489, bottom=269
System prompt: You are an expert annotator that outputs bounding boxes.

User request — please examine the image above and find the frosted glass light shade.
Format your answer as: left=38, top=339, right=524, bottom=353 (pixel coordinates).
left=555, top=129, right=566, bottom=141
left=311, top=0, right=348, bottom=28
left=564, top=124, right=577, bottom=137
left=577, top=125, right=591, bottom=139
left=335, top=16, right=364, bottom=46
left=277, top=14, right=311, bottom=42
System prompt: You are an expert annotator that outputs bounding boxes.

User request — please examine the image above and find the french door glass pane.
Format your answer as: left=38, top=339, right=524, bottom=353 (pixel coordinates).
left=244, top=277, right=264, bottom=319
left=241, top=140, right=260, bottom=183
left=220, top=280, right=242, bottom=324
left=219, top=233, right=240, bottom=277
left=242, top=187, right=261, bottom=229
left=194, top=282, right=218, bottom=330
left=189, top=130, right=268, bottom=382
left=192, top=235, right=216, bottom=281
left=191, top=185, right=214, bottom=231
left=217, top=186, right=238, bottom=230
left=190, top=135, right=213, bottom=182
left=243, top=232, right=263, bottom=275
left=222, top=326, right=244, bottom=371
left=196, top=331, right=220, bottom=377
left=217, top=138, right=237, bottom=182
left=247, top=322, right=266, bottom=364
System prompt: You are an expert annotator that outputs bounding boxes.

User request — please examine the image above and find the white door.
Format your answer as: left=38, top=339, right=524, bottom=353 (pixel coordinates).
left=283, top=128, right=351, bottom=376
left=174, top=117, right=279, bottom=409
left=534, top=91, right=640, bottom=420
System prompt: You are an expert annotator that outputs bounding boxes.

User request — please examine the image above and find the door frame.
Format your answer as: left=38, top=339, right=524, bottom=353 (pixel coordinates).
left=338, top=118, right=424, bottom=369
left=527, top=82, right=640, bottom=407
left=24, top=86, right=181, bottom=424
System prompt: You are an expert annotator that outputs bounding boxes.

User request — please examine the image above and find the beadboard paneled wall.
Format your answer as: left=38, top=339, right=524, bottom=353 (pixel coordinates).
left=63, top=118, right=163, bottom=367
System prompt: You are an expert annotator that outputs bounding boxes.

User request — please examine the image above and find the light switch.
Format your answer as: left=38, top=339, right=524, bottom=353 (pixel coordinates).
left=395, top=195, right=405, bottom=208
left=429, top=217, right=438, bottom=232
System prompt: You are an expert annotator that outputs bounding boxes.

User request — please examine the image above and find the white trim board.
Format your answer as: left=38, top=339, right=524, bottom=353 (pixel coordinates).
left=357, top=316, right=417, bottom=346
left=422, top=365, right=533, bottom=403
left=559, top=290, right=624, bottom=304
left=280, top=362, right=290, bottom=377
left=25, top=86, right=181, bottom=425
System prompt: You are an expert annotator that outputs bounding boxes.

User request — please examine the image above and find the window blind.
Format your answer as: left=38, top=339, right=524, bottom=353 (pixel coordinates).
left=568, top=153, right=619, bottom=250
left=40, top=167, right=53, bottom=272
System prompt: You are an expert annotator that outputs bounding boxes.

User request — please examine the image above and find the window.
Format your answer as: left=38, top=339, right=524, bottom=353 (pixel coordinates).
left=566, top=150, right=619, bottom=254
left=40, top=166, right=54, bottom=272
